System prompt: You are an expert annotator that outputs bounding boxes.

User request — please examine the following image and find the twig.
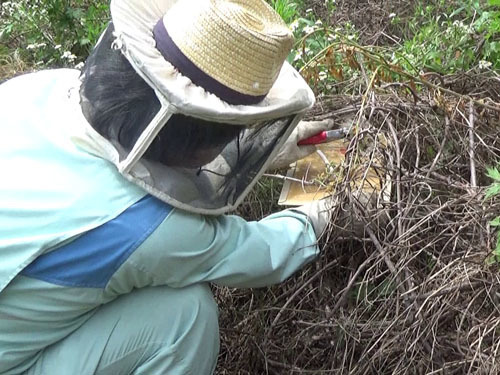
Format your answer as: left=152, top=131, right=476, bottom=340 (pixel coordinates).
left=468, top=100, right=477, bottom=189
left=425, top=115, right=450, bottom=180
left=406, top=281, right=484, bottom=301
left=386, top=117, right=403, bottom=239
left=355, top=66, right=381, bottom=129
left=364, top=225, right=399, bottom=286
left=316, top=149, right=330, bottom=167
left=267, top=259, right=339, bottom=334
left=262, top=173, right=316, bottom=186
left=380, top=82, right=421, bottom=103
left=265, top=358, right=302, bottom=371
left=310, top=106, right=361, bottom=121
left=332, top=252, right=377, bottom=311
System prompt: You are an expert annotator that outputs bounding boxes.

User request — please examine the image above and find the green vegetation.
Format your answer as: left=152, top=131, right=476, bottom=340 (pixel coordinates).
left=274, top=0, right=500, bottom=93
left=394, top=0, right=500, bottom=73
left=486, top=165, right=500, bottom=263
left=2, top=0, right=499, bottom=75
left=0, top=0, right=109, bottom=68
left=270, top=0, right=302, bottom=25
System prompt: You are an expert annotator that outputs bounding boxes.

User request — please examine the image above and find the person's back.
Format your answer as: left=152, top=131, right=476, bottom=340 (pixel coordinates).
left=0, top=68, right=150, bottom=373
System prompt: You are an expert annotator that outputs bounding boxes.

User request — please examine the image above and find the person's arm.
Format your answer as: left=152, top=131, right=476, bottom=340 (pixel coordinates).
left=106, top=208, right=320, bottom=294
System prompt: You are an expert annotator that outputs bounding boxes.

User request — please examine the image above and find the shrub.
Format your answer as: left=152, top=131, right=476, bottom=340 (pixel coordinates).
left=392, top=0, right=500, bottom=73
left=0, top=0, right=109, bottom=68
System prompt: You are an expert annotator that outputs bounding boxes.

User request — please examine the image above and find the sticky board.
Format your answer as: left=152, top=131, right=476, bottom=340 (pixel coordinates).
left=278, top=139, right=348, bottom=206
left=278, top=138, right=391, bottom=206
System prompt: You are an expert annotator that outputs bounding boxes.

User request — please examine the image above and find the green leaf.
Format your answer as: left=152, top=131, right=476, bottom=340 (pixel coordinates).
left=485, top=183, right=500, bottom=200
left=450, top=7, right=466, bottom=18
left=487, top=167, right=500, bottom=181
left=491, top=217, right=500, bottom=227
left=0, top=24, right=14, bottom=41
left=426, top=146, right=436, bottom=158
left=489, top=0, right=500, bottom=6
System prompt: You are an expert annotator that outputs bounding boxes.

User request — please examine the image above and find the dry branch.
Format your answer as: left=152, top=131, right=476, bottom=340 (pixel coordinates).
left=217, top=69, right=500, bottom=374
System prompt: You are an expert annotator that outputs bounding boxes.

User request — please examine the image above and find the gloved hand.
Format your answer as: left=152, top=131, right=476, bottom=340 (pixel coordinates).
left=268, top=119, right=335, bottom=170
left=290, top=197, right=334, bottom=238
left=291, top=190, right=384, bottom=240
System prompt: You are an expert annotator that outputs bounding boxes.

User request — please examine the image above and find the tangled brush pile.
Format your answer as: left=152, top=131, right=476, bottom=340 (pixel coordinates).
left=216, top=70, right=500, bottom=374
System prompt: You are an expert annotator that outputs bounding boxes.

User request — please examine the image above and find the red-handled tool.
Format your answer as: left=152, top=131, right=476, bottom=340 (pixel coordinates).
left=297, top=128, right=349, bottom=145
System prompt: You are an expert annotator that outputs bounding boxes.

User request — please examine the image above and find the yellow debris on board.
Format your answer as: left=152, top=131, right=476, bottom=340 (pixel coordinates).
left=278, top=137, right=391, bottom=206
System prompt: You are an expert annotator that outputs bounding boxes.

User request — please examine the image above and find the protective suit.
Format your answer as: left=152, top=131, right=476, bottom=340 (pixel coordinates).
left=0, top=0, right=332, bottom=374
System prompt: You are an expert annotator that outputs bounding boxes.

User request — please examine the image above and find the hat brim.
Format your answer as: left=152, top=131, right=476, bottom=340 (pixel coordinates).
left=110, top=0, right=315, bottom=124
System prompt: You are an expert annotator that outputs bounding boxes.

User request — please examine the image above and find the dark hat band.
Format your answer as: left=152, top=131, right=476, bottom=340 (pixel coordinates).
left=153, top=19, right=266, bottom=106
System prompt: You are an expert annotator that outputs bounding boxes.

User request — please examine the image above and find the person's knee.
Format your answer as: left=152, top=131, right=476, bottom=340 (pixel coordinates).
left=150, top=283, right=219, bottom=345
left=104, top=284, right=219, bottom=344
left=136, top=284, right=220, bottom=374
left=113, top=284, right=220, bottom=373
left=175, top=283, right=219, bottom=331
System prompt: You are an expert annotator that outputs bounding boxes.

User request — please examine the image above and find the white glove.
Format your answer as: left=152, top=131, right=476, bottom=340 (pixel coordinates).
left=268, top=119, right=335, bottom=170
left=290, top=198, right=334, bottom=238
left=291, top=192, right=381, bottom=240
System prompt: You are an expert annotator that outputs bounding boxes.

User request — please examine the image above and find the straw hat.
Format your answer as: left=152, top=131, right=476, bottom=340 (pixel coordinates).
left=110, top=0, right=315, bottom=122
left=154, top=0, right=294, bottom=105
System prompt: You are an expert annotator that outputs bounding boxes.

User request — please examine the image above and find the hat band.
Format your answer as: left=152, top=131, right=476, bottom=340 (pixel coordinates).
left=153, top=19, right=266, bottom=106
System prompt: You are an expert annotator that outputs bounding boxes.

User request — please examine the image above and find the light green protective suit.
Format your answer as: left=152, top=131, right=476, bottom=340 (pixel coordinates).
left=0, top=70, right=319, bottom=375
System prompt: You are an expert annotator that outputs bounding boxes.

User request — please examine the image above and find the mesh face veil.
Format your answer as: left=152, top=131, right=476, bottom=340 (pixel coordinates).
left=78, top=0, right=315, bottom=215
left=119, top=113, right=299, bottom=214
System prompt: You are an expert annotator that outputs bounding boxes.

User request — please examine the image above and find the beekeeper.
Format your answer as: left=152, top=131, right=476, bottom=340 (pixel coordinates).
left=0, top=0, right=336, bottom=374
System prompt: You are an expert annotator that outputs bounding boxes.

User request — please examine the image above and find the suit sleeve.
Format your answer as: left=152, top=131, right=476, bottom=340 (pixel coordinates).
left=106, top=208, right=319, bottom=293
